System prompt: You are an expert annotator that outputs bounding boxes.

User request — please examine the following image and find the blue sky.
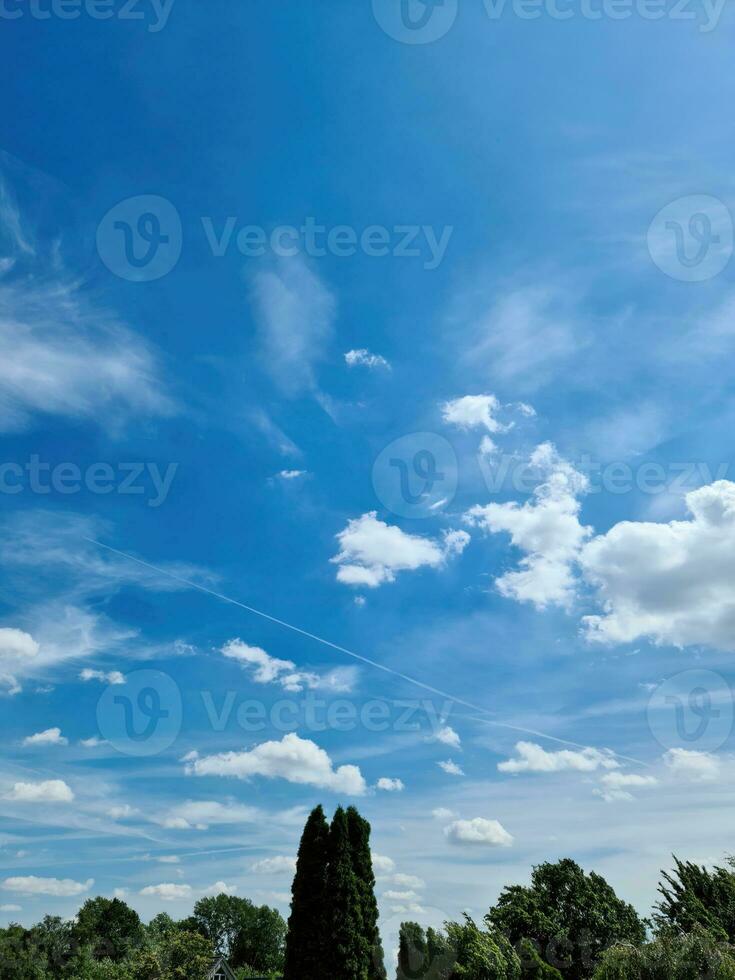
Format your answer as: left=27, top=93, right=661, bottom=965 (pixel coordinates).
left=2, top=0, right=735, bottom=959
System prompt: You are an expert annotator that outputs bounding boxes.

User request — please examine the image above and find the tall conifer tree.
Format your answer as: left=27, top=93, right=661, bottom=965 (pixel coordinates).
left=283, top=804, right=330, bottom=980
left=327, top=806, right=369, bottom=980
left=347, top=805, right=387, bottom=980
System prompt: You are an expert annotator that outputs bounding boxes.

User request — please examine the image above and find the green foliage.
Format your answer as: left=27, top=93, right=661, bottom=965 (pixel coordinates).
left=347, top=806, right=387, bottom=980
left=592, top=928, right=735, bottom=979
left=516, top=939, right=564, bottom=979
left=446, top=916, right=521, bottom=980
left=72, top=897, right=144, bottom=962
left=654, top=856, right=735, bottom=941
left=326, top=805, right=369, bottom=980
left=397, top=922, right=429, bottom=979
left=283, top=803, right=330, bottom=980
left=231, top=902, right=287, bottom=974
left=487, top=858, right=646, bottom=979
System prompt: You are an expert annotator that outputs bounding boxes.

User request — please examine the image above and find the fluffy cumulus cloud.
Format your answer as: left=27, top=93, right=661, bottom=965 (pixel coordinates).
left=140, top=883, right=193, bottom=902
left=465, top=443, right=590, bottom=608
left=376, top=777, right=405, bottom=792
left=580, top=481, right=735, bottom=650
left=251, top=856, right=297, bottom=875
left=441, top=394, right=506, bottom=433
left=344, top=348, right=390, bottom=369
left=594, top=771, right=659, bottom=802
left=156, top=800, right=260, bottom=831
left=432, top=725, right=461, bottom=749
left=203, top=881, right=237, bottom=896
left=371, top=854, right=395, bottom=875
left=21, top=727, right=67, bottom=747
left=437, top=760, right=465, bottom=776
left=80, top=669, right=125, bottom=685
left=331, top=512, right=469, bottom=588
left=0, top=626, right=39, bottom=695
left=221, top=638, right=356, bottom=693
left=498, top=741, right=619, bottom=774
left=4, top=779, right=74, bottom=802
left=188, top=733, right=367, bottom=796
left=444, top=817, right=514, bottom=847
left=664, top=748, right=721, bottom=781
left=2, top=876, right=92, bottom=897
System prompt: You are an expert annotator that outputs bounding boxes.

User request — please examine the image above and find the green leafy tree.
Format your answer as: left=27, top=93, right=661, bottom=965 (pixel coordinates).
left=191, top=893, right=242, bottom=956
left=397, top=922, right=429, bottom=979
left=231, top=903, right=286, bottom=974
left=0, top=924, right=49, bottom=980
left=347, top=806, right=387, bottom=980
left=72, top=897, right=144, bottom=962
left=326, top=805, right=369, bottom=980
left=487, top=859, right=645, bottom=980
left=592, top=928, right=735, bottom=979
left=446, top=916, right=521, bottom=980
left=516, top=939, right=564, bottom=979
left=284, top=804, right=330, bottom=980
left=159, top=929, right=213, bottom=980
left=654, top=856, right=735, bottom=941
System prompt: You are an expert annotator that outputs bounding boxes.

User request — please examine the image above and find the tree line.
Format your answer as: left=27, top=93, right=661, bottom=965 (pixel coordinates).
left=5, top=805, right=735, bottom=979
left=0, top=891, right=286, bottom=979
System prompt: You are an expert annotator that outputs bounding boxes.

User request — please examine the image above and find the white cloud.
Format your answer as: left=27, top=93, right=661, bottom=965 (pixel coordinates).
left=4, top=780, right=74, bottom=803
left=331, top=512, right=469, bottom=588
left=156, top=800, right=260, bottom=831
left=2, top=876, right=92, bottom=897
left=459, top=283, right=581, bottom=390
left=444, top=817, right=514, bottom=847
left=251, top=856, right=297, bottom=875
left=384, top=889, right=420, bottom=902
left=581, top=481, right=735, bottom=650
left=345, top=348, right=390, bottom=370
left=0, top=904, right=22, bottom=912
left=392, top=873, right=425, bottom=889
left=465, top=443, right=590, bottom=608
left=594, top=771, right=658, bottom=802
left=140, top=883, right=192, bottom=902
left=437, top=760, right=465, bottom=776
left=113, top=889, right=128, bottom=900
left=0, top=627, right=39, bottom=696
left=220, top=638, right=356, bottom=694
left=376, top=778, right=405, bottom=792
left=22, top=727, right=67, bottom=747
left=250, top=255, right=335, bottom=397
left=498, top=741, right=619, bottom=774
left=80, top=669, right=125, bottom=685
left=664, top=748, right=720, bottom=781
left=441, top=394, right=505, bottom=433
left=0, top=274, right=174, bottom=435
left=372, top=854, right=395, bottom=874
left=156, top=856, right=180, bottom=865
left=188, top=733, right=367, bottom=796
left=80, top=737, right=106, bottom=748
left=432, top=807, right=458, bottom=821
left=276, top=469, right=307, bottom=480
left=108, top=805, right=136, bottom=820
left=202, top=881, right=237, bottom=896
left=433, top=726, right=461, bottom=749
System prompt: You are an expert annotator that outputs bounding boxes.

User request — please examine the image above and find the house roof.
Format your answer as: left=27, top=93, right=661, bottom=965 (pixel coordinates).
left=207, top=956, right=238, bottom=980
